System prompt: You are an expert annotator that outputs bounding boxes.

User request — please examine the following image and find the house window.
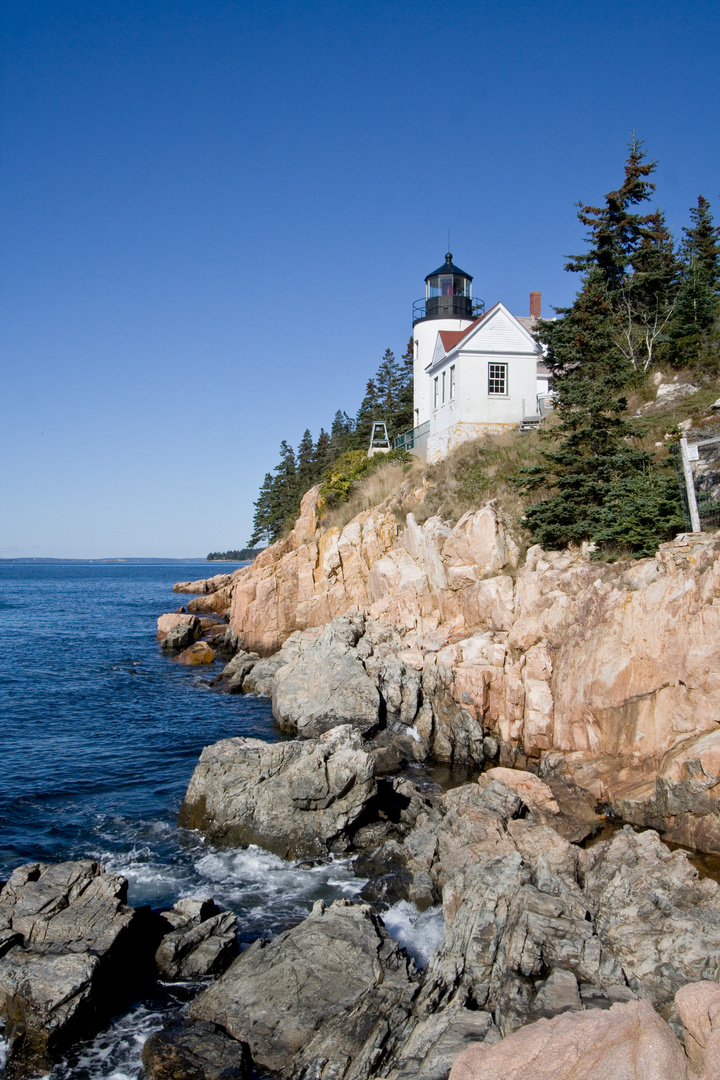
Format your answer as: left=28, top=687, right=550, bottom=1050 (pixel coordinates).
left=449, top=365, right=456, bottom=399
left=442, top=371, right=446, bottom=403
left=433, top=376, right=439, bottom=408
left=488, top=363, right=507, bottom=395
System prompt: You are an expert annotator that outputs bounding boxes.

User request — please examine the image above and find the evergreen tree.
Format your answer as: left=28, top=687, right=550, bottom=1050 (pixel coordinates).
left=395, top=336, right=415, bottom=435
left=272, top=440, right=298, bottom=533
left=670, top=196, right=720, bottom=350
left=296, top=428, right=315, bottom=494
left=375, top=349, right=400, bottom=413
left=521, top=140, right=683, bottom=553
left=248, top=471, right=275, bottom=547
left=311, top=428, right=332, bottom=476
left=354, top=379, right=380, bottom=450
left=329, top=410, right=354, bottom=457
left=567, top=134, right=657, bottom=294
left=683, top=195, right=720, bottom=291
left=615, top=208, right=681, bottom=372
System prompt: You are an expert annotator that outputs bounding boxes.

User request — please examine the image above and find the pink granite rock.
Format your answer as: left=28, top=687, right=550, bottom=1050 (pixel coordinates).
left=448, top=999, right=689, bottom=1080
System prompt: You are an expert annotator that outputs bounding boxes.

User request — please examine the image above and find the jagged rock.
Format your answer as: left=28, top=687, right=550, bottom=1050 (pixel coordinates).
left=178, top=725, right=377, bottom=858
left=174, top=574, right=233, bottom=595
left=188, top=899, right=418, bottom=1079
left=155, top=898, right=237, bottom=980
left=272, top=616, right=381, bottom=737
left=213, top=650, right=260, bottom=693
left=0, top=861, right=159, bottom=1076
left=177, top=641, right=216, bottom=665
left=241, top=653, right=287, bottom=695
left=142, top=1019, right=251, bottom=1080
left=448, top=999, right=689, bottom=1080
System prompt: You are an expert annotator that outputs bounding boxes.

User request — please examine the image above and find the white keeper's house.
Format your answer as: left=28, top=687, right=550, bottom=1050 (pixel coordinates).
left=396, top=253, right=551, bottom=463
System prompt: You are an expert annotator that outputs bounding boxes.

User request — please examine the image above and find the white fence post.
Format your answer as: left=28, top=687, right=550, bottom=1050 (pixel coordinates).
left=680, top=436, right=702, bottom=533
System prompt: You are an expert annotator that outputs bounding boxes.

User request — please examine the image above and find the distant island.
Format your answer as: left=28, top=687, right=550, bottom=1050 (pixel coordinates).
left=206, top=548, right=265, bottom=562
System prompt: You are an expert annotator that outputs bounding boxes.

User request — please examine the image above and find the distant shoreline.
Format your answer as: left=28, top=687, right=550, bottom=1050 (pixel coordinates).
left=0, top=557, right=246, bottom=564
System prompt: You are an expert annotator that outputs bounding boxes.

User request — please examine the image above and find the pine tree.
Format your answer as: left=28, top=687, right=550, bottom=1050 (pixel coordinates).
left=670, top=196, right=720, bottom=351
left=394, top=337, right=415, bottom=434
left=354, top=379, right=380, bottom=450
left=375, top=349, right=399, bottom=413
left=567, top=134, right=657, bottom=294
left=311, top=428, right=332, bottom=477
left=329, top=410, right=354, bottom=457
left=248, top=472, right=275, bottom=547
left=296, top=429, right=315, bottom=494
left=683, top=195, right=720, bottom=292
left=521, top=140, right=683, bottom=553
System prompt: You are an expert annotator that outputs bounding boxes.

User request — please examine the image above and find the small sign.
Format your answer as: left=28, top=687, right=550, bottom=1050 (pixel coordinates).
left=687, top=443, right=700, bottom=461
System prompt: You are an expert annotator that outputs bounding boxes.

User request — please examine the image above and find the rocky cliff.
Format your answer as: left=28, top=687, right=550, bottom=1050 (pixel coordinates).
left=171, top=487, right=720, bottom=854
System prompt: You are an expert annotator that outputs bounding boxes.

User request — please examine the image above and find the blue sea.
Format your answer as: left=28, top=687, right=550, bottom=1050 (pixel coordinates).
left=0, top=561, right=442, bottom=1079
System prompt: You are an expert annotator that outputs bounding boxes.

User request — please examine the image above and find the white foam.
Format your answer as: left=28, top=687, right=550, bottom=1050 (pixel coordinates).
left=46, top=1002, right=167, bottom=1080
left=382, top=900, right=444, bottom=967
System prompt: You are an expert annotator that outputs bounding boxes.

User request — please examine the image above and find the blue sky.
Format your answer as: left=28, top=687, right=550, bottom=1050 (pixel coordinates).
left=2, top=0, right=719, bottom=557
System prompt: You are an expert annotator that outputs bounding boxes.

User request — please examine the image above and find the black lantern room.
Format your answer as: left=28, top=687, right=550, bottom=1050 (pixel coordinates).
left=423, top=252, right=473, bottom=320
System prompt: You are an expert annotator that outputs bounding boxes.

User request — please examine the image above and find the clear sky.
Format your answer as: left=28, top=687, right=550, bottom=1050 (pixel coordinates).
left=2, top=0, right=719, bottom=557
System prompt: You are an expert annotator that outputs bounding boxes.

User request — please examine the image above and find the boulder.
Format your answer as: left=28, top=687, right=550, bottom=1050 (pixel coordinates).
left=213, top=650, right=260, bottom=693
left=271, top=617, right=381, bottom=738
left=241, top=653, right=288, bottom=696
left=178, top=726, right=377, bottom=858
left=675, top=980, right=720, bottom=1079
left=155, top=898, right=238, bottom=980
left=160, top=623, right=197, bottom=651
left=0, top=861, right=159, bottom=1076
left=157, top=612, right=200, bottom=641
left=177, top=641, right=216, bottom=665
left=188, top=899, right=418, bottom=1078
left=448, top=999, right=689, bottom=1080
left=142, top=1020, right=251, bottom=1080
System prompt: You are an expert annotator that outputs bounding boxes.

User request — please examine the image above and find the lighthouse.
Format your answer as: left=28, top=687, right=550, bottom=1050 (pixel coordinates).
left=412, top=253, right=478, bottom=428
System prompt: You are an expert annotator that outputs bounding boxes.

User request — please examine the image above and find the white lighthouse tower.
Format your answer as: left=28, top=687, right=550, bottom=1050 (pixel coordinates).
left=412, top=253, right=479, bottom=428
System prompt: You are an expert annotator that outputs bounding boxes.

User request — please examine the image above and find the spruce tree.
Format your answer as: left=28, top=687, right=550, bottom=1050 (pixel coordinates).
left=522, top=140, right=683, bottom=553
left=329, top=410, right=354, bottom=457
left=670, top=196, right=720, bottom=353
left=354, top=379, right=380, bottom=450
left=248, top=472, right=275, bottom=547
left=296, top=429, right=315, bottom=494
left=311, top=428, right=332, bottom=476
left=395, top=337, right=415, bottom=434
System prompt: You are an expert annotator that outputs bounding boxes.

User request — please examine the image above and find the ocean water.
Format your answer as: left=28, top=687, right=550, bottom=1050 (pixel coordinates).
left=0, top=561, right=442, bottom=1079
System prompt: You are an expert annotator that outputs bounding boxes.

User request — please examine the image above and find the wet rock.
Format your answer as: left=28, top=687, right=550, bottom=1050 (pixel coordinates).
left=448, top=999, right=689, bottom=1080
left=213, top=650, right=260, bottom=693
left=0, top=861, right=159, bottom=1077
left=177, top=641, right=216, bottom=665
left=142, top=1019, right=251, bottom=1080
left=272, top=616, right=381, bottom=738
left=189, top=899, right=418, bottom=1079
left=156, top=898, right=238, bottom=981
left=178, top=725, right=377, bottom=858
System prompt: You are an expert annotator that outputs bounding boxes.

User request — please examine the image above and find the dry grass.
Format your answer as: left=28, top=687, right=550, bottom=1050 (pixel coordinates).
left=415, top=427, right=556, bottom=539
left=321, top=458, right=425, bottom=532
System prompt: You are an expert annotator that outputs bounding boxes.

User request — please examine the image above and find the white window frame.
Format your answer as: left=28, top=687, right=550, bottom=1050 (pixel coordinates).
left=433, top=376, right=439, bottom=408
left=449, top=365, right=456, bottom=400
left=441, top=370, right=446, bottom=403
left=488, top=362, right=508, bottom=396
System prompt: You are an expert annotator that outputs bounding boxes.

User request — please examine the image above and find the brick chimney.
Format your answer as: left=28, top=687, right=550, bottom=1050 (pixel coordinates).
left=529, top=291, right=541, bottom=318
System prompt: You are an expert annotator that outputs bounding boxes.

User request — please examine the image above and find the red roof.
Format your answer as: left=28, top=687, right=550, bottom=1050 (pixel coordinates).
left=437, top=306, right=497, bottom=354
